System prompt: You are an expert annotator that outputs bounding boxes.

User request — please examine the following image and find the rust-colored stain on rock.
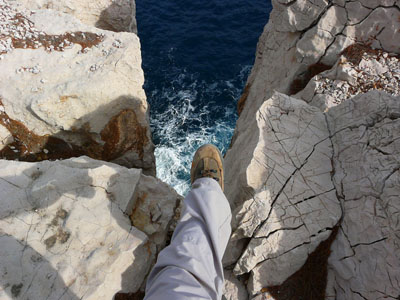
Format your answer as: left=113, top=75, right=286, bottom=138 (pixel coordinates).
left=101, top=109, right=148, bottom=161
left=130, top=192, right=149, bottom=231
left=0, top=99, right=148, bottom=165
left=0, top=98, right=84, bottom=161
left=340, top=43, right=396, bottom=65
left=4, top=11, right=104, bottom=54
left=237, top=83, right=251, bottom=116
left=342, top=43, right=377, bottom=65
left=144, top=240, right=152, bottom=257
left=12, top=30, right=104, bottom=53
left=60, top=95, right=78, bottom=103
left=0, top=95, right=149, bottom=162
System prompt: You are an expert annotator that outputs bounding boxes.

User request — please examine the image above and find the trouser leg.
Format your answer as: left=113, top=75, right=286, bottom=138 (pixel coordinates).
left=144, top=178, right=232, bottom=300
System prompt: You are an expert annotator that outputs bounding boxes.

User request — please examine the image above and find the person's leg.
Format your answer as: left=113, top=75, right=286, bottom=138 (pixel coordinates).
left=144, top=145, right=231, bottom=300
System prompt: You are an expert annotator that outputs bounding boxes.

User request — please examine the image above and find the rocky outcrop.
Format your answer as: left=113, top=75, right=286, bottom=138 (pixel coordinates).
left=1, top=0, right=399, bottom=298
left=0, top=156, right=180, bottom=299
left=235, top=0, right=400, bottom=119
left=297, top=45, right=400, bottom=111
left=0, top=0, right=154, bottom=174
left=226, top=92, right=341, bottom=295
left=225, top=0, right=400, bottom=299
left=0, top=1, right=176, bottom=298
left=225, top=91, right=343, bottom=296
left=325, top=90, right=400, bottom=300
left=14, top=0, right=137, bottom=33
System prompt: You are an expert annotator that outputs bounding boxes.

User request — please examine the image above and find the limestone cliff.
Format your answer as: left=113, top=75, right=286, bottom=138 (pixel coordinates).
left=0, top=0, right=153, bottom=174
left=1, top=0, right=400, bottom=299
left=0, top=1, right=183, bottom=299
left=224, top=0, right=400, bottom=299
left=0, top=156, right=181, bottom=299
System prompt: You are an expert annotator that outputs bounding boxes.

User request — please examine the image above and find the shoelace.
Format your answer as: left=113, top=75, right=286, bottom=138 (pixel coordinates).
left=201, top=169, right=219, bottom=181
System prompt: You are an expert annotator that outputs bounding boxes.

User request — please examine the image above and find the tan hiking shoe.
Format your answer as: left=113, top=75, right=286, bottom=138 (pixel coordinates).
left=190, top=144, right=224, bottom=191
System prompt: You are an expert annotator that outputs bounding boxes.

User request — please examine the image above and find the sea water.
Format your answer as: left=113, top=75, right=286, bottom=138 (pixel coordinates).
left=136, top=0, right=272, bottom=195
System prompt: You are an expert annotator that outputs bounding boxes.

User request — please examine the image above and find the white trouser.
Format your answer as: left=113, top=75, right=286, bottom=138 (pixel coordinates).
left=144, top=178, right=232, bottom=300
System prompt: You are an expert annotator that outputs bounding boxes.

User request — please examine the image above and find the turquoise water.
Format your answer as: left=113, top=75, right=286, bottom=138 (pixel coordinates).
left=136, top=0, right=272, bottom=195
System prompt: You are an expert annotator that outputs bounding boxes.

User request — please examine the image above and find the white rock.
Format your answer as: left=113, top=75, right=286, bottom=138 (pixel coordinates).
left=0, top=124, right=13, bottom=150
left=226, top=92, right=341, bottom=295
left=233, top=1, right=399, bottom=130
left=323, top=7, right=400, bottom=65
left=223, top=270, right=248, bottom=300
left=296, top=6, right=347, bottom=65
left=0, top=4, right=155, bottom=174
left=345, top=1, right=372, bottom=25
left=226, top=0, right=400, bottom=298
left=270, top=0, right=329, bottom=32
left=0, top=156, right=180, bottom=299
left=358, top=0, right=396, bottom=8
left=130, top=173, right=182, bottom=249
left=359, top=58, right=388, bottom=76
left=325, top=91, right=400, bottom=299
left=16, top=0, right=137, bottom=33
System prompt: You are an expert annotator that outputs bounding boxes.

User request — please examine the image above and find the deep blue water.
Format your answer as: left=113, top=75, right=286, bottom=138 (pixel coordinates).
left=136, top=0, right=272, bottom=195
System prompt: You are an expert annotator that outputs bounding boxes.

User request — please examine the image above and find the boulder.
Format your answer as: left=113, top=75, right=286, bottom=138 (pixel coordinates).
left=0, top=156, right=180, bottom=299
left=227, top=92, right=400, bottom=300
left=0, top=1, right=154, bottom=174
left=322, top=6, right=400, bottom=65
left=14, top=0, right=137, bottom=33
left=227, top=0, right=400, bottom=298
left=226, top=92, right=341, bottom=295
left=130, top=173, right=182, bottom=250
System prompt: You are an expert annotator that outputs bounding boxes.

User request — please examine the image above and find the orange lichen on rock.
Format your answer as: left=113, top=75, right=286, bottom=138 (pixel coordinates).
left=11, top=18, right=105, bottom=53
left=0, top=98, right=148, bottom=164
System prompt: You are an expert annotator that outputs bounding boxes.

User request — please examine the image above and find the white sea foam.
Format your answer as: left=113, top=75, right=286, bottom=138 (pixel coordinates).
left=150, top=65, right=251, bottom=196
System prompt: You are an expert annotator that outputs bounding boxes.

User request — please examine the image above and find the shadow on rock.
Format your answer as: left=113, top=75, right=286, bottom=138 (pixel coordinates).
left=95, top=0, right=137, bottom=33
left=113, top=241, right=153, bottom=300
left=0, top=157, right=150, bottom=299
left=0, top=161, right=95, bottom=299
left=0, top=235, right=80, bottom=300
left=223, top=93, right=342, bottom=299
left=0, top=96, right=155, bottom=175
left=262, top=227, right=339, bottom=300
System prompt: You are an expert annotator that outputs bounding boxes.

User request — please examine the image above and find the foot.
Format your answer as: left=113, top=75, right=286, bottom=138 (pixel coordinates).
left=190, top=144, right=224, bottom=191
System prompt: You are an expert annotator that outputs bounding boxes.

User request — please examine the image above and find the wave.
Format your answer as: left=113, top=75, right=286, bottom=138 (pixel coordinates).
left=149, top=65, right=251, bottom=195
